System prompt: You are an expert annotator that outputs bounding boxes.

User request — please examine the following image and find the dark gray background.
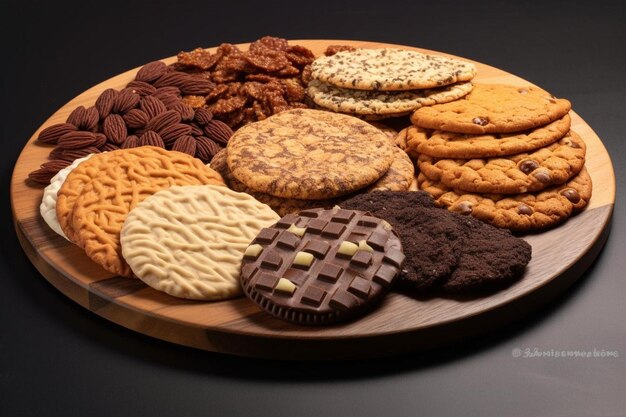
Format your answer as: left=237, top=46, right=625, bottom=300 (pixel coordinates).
left=1, top=1, right=625, bottom=416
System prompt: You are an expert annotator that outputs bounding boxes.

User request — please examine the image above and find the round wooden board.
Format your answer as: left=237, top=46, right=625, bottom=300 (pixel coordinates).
left=10, top=40, right=615, bottom=360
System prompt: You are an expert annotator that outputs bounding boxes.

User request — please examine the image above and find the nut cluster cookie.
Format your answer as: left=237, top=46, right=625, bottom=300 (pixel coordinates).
left=240, top=207, right=405, bottom=324
left=57, top=146, right=224, bottom=277
left=121, top=185, right=280, bottom=300
left=226, top=108, right=394, bottom=200
left=307, top=48, right=476, bottom=119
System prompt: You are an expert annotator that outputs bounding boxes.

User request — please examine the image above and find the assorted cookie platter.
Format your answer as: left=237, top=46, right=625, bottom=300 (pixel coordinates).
left=10, top=39, right=614, bottom=360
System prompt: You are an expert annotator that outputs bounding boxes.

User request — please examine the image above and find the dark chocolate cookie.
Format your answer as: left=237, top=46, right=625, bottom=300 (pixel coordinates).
left=240, top=207, right=405, bottom=325
left=340, top=191, right=463, bottom=290
left=340, top=191, right=532, bottom=292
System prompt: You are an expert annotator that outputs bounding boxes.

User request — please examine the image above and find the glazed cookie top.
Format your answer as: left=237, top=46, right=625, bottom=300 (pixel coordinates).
left=226, top=109, right=394, bottom=200
left=410, top=84, right=571, bottom=134
left=417, top=130, right=587, bottom=194
left=310, top=48, right=477, bottom=91
left=407, top=114, right=571, bottom=159
left=306, top=80, right=473, bottom=115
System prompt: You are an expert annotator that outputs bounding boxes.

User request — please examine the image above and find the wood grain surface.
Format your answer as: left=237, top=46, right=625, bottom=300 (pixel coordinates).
left=10, top=40, right=616, bottom=360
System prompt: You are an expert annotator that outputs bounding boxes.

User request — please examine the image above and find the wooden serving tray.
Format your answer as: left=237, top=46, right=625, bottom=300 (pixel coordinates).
left=10, top=40, right=615, bottom=360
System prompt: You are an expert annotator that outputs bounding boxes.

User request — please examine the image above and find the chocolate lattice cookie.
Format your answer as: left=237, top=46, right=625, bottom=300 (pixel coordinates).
left=240, top=208, right=405, bottom=325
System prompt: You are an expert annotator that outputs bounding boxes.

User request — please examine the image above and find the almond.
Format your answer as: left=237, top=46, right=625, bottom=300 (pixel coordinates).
left=37, top=123, right=77, bottom=144
left=82, top=106, right=100, bottom=131
left=58, top=146, right=101, bottom=161
left=146, top=110, right=181, bottom=132
left=103, top=114, right=128, bottom=144
left=101, top=142, right=120, bottom=152
left=159, top=123, right=193, bottom=144
left=180, top=78, right=215, bottom=95
left=154, top=72, right=189, bottom=89
left=112, top=88, right=141, bottom=114
left=193, top=107, right=213, bottom=125
left=66, top=106, right=87, bottom=128
left=171, top=102, right=195, bottom=121
left=122, top=135, right=139, bottom=149
left=95, top=88, right=118, bottom=119
left=140, top=96, right=167, bottom=119
left=135, top=61, right=167, bottom=83
left=195, top=136, right=221, bottom=162
left=171, top=135, right=197, bottom=156
left=203, top=119, right=233, bottom=145
left=123, top=109, right=150, bottom=129
left=138, top=131, right=165, bottom=148
left=57, top=131, right=100, bottom=149
left=127, top=80, right=157, bottom=96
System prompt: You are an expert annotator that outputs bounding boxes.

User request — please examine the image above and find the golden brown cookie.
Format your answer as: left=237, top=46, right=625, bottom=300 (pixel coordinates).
left=407, top=114, right=571, bottom=158
left=68, top=147, right=224, bottom=277
left=410, top=84, right=571, bottom=134
left=213, top=146, right=414, bottom=216
left=417, top=130, right=586, bottom=194
left=394, top=127, right=419, bottom=160
left=226, top=109, right=394, bottom=199
left=417, top=167, right=592, bottom=232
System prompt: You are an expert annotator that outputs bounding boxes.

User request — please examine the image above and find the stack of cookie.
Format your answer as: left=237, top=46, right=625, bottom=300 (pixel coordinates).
left=399, top=83, right=592, bottom=232
left=306, top=48, right=477, bottom=120
left=214, top=108, right=415, bottom=215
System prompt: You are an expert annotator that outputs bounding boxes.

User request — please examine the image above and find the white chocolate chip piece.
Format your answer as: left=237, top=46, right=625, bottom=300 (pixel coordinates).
left=337, top=241, right=359, bottom=256
left=244, top=244, right=264, bottom=258
left=358, top=240, right=374, bottom=252
left=287, top=224, right=307, bottom=237
left=274, top=278, right=296, bottom=295
left=293, top=251, right=314, bottom=267
left=381, top=220, right=393, bottom=231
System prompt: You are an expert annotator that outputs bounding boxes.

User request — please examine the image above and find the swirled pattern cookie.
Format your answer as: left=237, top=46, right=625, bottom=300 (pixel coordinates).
left=121, top=185, right=280, bottom=300
left=417, top=130, right=586, bottom=194
left=417, top=168, right=592, bottom=232
left=406, top=114, right=571, bottom=158
left=410, top=84, right=571, bottom=134
left=226, top=109, right=394, bottom=199
left=310, top=48, right=476, bottom=91
left=68, top=147, right=224, bottom=277
left=40, top=154, right=94, bottom=240
left=306, top=80, right=473, bottom=115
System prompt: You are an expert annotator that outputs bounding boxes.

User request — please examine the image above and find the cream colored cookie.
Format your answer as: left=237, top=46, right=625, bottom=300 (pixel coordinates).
left=68, top=147, right=225, bottom=277
left=310, top=48, right=477, bottom=91
left=40, top=154, right=94, bottom=240
left=226, top=109, right=394, bottom=200
left=121, top=185, right=280, bottom=300
left=307, top=80, right=473, bottom=115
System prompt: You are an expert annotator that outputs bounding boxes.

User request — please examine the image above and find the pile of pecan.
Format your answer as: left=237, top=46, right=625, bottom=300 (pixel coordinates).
left=172, top=36, right=315, bottom=129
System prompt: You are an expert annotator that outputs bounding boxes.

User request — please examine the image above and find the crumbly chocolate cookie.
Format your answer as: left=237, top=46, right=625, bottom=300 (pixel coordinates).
left=340, top=191, right=532, bottom=291
left=410, top=84, right=571, bottom=134
left=417, top=130, right=586, bottom=194
left=406, top=114, right=571, bottom=158
left=340, top=192, right=463, bottom=290
left=226, top=109, right=394, bottom=200
left=306, top=80, right=473, bottom=115
left=418, top=167, right=592, bottom=232
left=310, top=48, right=477, bottom=91
left=240, top=207, right=405, bottom=325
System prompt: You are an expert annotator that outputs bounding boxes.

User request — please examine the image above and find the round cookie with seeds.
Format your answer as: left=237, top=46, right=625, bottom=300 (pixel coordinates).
left=240, top=207, right=405, bottom=325
left=226, top=109, right=394, bottom=200
left=407, top=114, right=571, bottom=158
left=69, top=147, right=225, bottom=277
left=121, top=185, right=280, bottom=300
left=417, top=130, right=586, bottom=194
left=306, top=80, right=474, bottom=115
left=417, top=167, right=592, bottom=232
left=310, top=48, right=477, bottom=91
left=410, top=84, right=571, bottom=134
left=40, top=154, right=94, bottom=240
